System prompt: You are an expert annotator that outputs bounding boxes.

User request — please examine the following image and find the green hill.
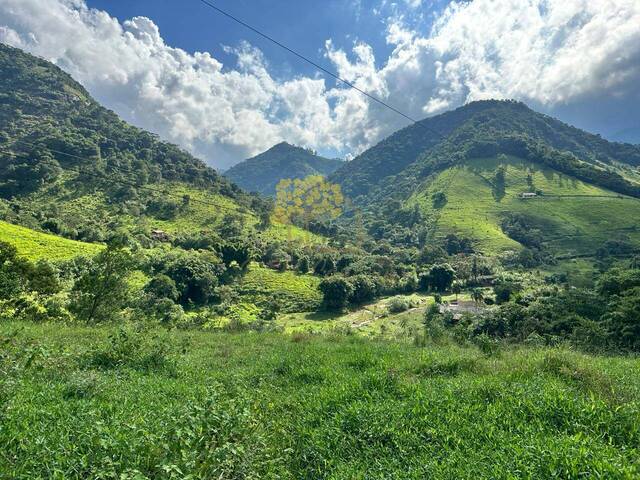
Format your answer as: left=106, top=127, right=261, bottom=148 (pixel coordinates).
left=225, top=142, right=343, bottom=196
left=409, top=155, right=640, bottom=258
left=329, top=100, right=640, bottom=263
left=0, top=220, right=102, bottom=261
left=331, top=100, right=640, bottom=203
left=0, top=42, right=272, bottom=243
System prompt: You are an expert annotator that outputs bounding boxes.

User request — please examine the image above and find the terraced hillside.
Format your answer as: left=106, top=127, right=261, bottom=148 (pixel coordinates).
left=409, top=155, right=640, bottom=258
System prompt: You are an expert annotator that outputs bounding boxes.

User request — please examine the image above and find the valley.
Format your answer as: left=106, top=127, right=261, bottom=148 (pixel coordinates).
left=2, top=40, right=640, bottom=479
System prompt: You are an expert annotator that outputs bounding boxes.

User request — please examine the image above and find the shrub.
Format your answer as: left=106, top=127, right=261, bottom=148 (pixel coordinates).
left=86, top=324, right=178, bottom=375
left=387, top=296, right=412, bottom=313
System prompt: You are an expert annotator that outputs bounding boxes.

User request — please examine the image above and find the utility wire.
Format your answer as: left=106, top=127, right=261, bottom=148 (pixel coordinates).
left=194, top=0, right=447, bottom=140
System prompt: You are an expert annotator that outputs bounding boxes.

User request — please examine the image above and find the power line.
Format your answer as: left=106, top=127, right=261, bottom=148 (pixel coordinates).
left=194, top=0, right=447, bottom=141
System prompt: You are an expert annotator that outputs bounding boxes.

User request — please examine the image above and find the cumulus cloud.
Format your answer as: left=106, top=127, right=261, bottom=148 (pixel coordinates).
left=1, top=0, right=639, bottom=170
left=332, top=0, right=640, bottom=129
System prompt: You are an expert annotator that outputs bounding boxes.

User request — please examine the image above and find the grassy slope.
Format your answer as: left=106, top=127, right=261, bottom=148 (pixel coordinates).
left=19, top=177, right=319, bottom=243
left=1, top=322, right=639, bottom=479
left=0, top=220, right=102, bottom=261
left=410, top=155, right=640, bottom=257
left=279, top=292, right=437, bottom=336
left=239, top=263, right=323, bottom=312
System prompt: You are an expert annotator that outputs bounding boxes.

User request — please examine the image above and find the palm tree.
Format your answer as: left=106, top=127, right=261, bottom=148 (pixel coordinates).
left=471, top=288, right=484, bottom=311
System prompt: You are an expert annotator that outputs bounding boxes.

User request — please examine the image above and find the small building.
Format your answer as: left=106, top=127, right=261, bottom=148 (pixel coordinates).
left=520, top=192, right=537, bottom=199
left=151, top=229, right=171, bottom=242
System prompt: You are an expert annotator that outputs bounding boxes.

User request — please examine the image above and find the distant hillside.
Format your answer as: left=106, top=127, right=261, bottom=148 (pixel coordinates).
left=331, top=100, right=640, bottom=204
left=329, top=100, right=640, bottom=261
left=0, top=43, right=274, bottom=242
left=225, top=142, right=343, bottom=195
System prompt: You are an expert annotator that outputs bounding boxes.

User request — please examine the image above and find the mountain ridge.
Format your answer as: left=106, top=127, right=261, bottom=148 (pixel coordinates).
left=225, top=142, right=343, bottom=196
left=0, top=42, right=272, bottom=243
left=330, top=99, right=640, bottom=206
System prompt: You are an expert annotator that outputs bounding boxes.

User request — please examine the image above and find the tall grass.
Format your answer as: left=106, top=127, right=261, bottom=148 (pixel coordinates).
left=1, top=321, right=638, bottom=479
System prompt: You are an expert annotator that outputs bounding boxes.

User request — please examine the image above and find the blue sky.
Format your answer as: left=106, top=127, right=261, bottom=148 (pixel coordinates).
left=1, top=0, right=639, bottom=169
left=84, top=0, right=446, bottom=80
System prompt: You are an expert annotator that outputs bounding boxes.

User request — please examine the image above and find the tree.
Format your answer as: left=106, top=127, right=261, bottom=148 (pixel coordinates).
left=420, top=264, right=455, bottom=292
left=161, top=251, right=225, bottom=306
left=604, top=287, right=640, bottom=350
left=218, top=213, right=245, bottom=238
left=274, top=175, right=344, bottom=237
left=297, top=256, right=310, bottom=274
left=471, top=288, right=485, bottom=310
left=0, top=241, right=31, bottom=299
left=319, top=276, right=353, bottom=310
left=144, top=274, right=179, bottom=301
left=431, top=191, right=447, bottom=209
left=452, top=281, right=462, bottom=302
left=28, top=260, right=61, bottom=295
left=69, top=245, right=134, bottom=323
left=348, top=274, right=378, bottom=304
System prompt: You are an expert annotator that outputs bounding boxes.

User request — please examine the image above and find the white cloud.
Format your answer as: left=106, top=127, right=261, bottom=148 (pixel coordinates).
left=335, top=0, right=640, bottom=122
left=0, top=0, right=354, bottom=168
left=1, top=0, right=639, bottom=170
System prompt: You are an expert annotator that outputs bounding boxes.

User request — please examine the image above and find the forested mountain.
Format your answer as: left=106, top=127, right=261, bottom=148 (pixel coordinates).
left=0, top=43, right=269, bottom=242
left=331, top=100, right=640, bottom=204
left=328, top=100, right=640, bottom=262
left=225, top=142, right=343, bottom=195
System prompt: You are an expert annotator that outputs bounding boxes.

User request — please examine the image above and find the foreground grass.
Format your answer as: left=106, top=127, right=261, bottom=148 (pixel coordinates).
left=1, top=322, right=639, bottom=479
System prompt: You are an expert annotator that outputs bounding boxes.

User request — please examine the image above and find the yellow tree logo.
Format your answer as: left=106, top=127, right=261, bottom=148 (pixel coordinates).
left=274, top=175, right=344, bottom=236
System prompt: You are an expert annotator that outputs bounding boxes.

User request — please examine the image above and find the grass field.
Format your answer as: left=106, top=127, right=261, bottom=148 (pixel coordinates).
left=1, top=321, right=639, bottom=479
left=410, top=155, right=640, bottom=258
left=239, top=263, right=323, bottom=313
left=0, top=220, right=102, bottom=261
left=279, top=293, right=439, bottom=336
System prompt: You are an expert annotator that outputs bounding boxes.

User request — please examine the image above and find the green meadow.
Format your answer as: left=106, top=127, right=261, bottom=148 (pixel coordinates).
left=1, top=322, right=639, bottom=479
left=411, top=155, right=640, bottom=258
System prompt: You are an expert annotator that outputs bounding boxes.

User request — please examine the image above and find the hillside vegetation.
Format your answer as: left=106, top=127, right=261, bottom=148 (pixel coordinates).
left=410, top=155, right=640, bottom=258
left=3, top=42, right=640, bottom=480
left=0, top=42, right=273, bottom=244
left=0, top=219, right=101, bottom=260
left=331, top=100, right=640, bottom=203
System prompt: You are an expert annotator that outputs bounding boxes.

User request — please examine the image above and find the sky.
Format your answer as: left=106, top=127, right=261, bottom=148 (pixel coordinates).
left=1, top=0, right=639, bottom=170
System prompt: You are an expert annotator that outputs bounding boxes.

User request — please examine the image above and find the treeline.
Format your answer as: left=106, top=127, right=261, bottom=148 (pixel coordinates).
left=424, top=266, right=640, bottom=352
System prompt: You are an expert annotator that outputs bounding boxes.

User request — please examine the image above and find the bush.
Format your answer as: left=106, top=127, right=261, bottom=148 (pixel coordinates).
left=387, top=296, right=413, bottom=313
